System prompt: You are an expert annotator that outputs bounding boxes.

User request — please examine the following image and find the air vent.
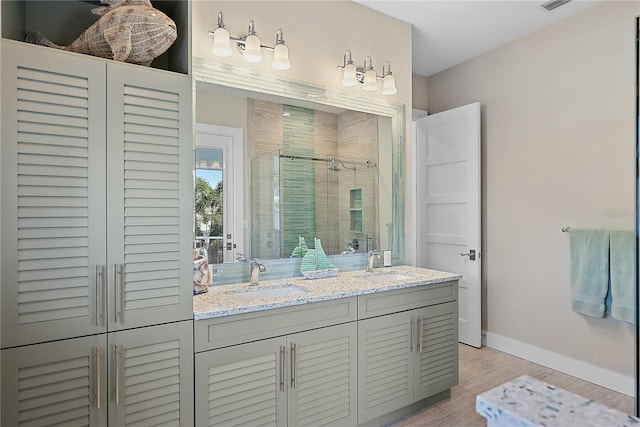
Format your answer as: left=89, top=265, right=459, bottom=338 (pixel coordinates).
left=540, top=0, right=572, bottom=12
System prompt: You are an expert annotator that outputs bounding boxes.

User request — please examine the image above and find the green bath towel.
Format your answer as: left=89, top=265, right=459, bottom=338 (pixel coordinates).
left=569, top=229, right=610, bottom=317
left=610, top=230, right=635, bottom=323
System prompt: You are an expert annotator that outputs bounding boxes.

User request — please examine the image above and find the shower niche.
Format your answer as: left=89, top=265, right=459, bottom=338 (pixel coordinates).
left=251, top=151, right=377, bottom=259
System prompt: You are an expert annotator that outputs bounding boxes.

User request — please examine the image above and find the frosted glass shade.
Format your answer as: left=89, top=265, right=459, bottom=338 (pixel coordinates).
left=272, top=44, right=291, bottom=70
left=243, top=34, right=263, bottom=62
left=381, top=74, right=397, bottom=95
left=341, top=63, right=358, bottom=87
left=362, top=69, right=377, bottom=91
left=211, top=27, right=232, bottom=57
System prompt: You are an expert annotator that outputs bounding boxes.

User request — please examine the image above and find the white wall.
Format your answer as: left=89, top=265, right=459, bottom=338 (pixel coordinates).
left=191, top=0, right=415, bottom=263
left=428, top=1, right=637, bottom=387
left=412, top=73, right=429, bottom=112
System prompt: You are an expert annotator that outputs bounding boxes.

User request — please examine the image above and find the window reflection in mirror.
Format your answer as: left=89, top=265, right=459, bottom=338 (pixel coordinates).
left=194, top=148, right=223, bottom=264
left=193, top=123, right=245, bottom=264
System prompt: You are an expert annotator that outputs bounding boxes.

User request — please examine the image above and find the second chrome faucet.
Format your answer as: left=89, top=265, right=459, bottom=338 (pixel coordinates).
left=250, top=259, right=266, bottom=286
left=366, top=251, right=382, bottom=272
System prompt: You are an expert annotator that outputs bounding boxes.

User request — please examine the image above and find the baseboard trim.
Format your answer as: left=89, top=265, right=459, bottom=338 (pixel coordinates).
left=482, top=330, right=634, bottom=396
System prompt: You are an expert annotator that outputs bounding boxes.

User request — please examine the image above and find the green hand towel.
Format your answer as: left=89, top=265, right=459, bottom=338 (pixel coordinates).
left=610, top=230, right=635, bottom=323
left=569, top=229, right=609, bottom=317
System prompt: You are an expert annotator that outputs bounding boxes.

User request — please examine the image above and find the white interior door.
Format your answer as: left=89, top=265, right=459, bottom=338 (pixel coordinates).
left=416, top=102, right=481, bottom=348
left=195, top=123, right=244, bottom=263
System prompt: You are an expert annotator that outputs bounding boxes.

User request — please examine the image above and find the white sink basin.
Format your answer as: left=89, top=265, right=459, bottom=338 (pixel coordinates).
left=356, top=271, right=416, bottom=282
left=226, top=284, right=308, bottom=301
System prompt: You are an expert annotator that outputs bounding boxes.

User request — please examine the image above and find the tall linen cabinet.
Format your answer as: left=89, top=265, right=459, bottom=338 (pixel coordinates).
left=0, top=40, right=194, bottom=426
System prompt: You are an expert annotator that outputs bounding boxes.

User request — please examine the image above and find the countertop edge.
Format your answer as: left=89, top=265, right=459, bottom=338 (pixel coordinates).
left=194, top=269, right=461, bottom=320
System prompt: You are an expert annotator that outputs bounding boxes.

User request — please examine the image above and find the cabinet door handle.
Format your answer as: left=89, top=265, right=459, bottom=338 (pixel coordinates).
left=113, top=264, right=119, bottom=323
left=95, top=346, right=102, bottom=409
left=418, top=317, right=423, bottom=353
left=114, top=344, right=121, bottom=404
left=279, top=345, right=286, bottom=392
left=113, top=264, right=123, bottom=324
left=95, top=265, right=102, bottom=326
left=410, top=317, right=414, bottom=352
left=291, top=343, right=297, bottom=389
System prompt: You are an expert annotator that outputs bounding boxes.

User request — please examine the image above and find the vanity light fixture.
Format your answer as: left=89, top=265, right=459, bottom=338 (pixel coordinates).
left=381, top=62, right=397, bottom=95
left=208, top=11, right=291, bottom=71
left=337, top=50, right=397, bottom=96
left=361, top=57, right=377, bottom=92
left=341, top=51, right=358, bottom=87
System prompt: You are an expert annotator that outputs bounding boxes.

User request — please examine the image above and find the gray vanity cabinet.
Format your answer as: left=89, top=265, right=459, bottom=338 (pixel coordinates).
left=195, top=337, right=287, bottom=426
left=195, top=320, right=358, bottom=427
left=1, top=320, right=193, bottom=426
left=287, top=323, right=358, bottom=427
left=107, top=321, right=194, bottom=426
left=1, top=39, right=194, bottom=426
left=104, top=53, right=193, bottom=334
left=0, top=39, right=193, bottom=348
left=357, top=311, right=414, bottom=422
left=1, top=334, right=108, bottom=427
left=413, top=302, right=459, bottom=402
left=0, top=40, right=108, bottom=348
left=357, top=285, right=458, bottom=424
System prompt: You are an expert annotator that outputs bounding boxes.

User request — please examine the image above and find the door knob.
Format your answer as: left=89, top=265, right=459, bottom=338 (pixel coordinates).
left=459, top=249, right=476, bottom=261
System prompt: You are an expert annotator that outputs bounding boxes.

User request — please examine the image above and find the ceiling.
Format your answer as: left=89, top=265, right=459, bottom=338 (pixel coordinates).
left=355, top=0, right=600, bottom=77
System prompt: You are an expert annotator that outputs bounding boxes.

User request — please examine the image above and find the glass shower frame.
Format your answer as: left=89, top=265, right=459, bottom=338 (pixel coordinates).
left=250, top=151, right=378, bottom=259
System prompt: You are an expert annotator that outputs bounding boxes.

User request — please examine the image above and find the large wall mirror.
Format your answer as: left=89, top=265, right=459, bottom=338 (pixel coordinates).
left=192, top=59, right=405, bottom=282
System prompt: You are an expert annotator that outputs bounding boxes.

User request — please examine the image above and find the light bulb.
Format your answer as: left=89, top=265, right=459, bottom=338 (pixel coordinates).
left=272, top=43, right=290, bottom=70
left=362, top=68, right=377, bottom=91
left=381, top=74, right=397, bottom=95
left=243, top=34, right=263, bottom=62
left=341, top=63, right=358, bottom=87
left=211, top=27, right=232, bottom=57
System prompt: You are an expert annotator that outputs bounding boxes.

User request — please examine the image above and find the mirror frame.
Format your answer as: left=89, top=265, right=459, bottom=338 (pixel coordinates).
left=634, top=16, right=639, bottom=417
left=192, top=57, right=406, bottom=264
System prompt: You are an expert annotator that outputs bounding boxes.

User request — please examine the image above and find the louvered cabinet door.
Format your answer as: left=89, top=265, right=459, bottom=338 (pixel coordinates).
left=195, top=337, right=287, bottom=427
left=105, top=64, right=193, bottom=331
left=287, top=322, right=357, bottom=427
left=1, top=334, right=108, bottom=426
left=414, top=302, right=459, bottom=401
left=1, top=40, right=108, bottom=348
left=357, top=311, right=414, bottom=424
left=108, top=320, right=193, bottom=427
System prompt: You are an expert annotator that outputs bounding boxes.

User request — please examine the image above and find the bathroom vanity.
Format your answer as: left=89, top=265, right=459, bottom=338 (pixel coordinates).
left=193, top=266, right=461, bottom=426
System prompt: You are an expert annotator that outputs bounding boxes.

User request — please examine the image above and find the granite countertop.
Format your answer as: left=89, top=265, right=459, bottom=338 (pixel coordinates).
left=476, top=375, right=640, bottom=427
left=194, top=265, right=461, bottom=320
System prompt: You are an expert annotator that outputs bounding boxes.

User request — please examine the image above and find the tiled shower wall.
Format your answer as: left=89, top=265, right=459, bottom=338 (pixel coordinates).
left=249, top=99, right=283, bottom=259
left=249, top=99, right=378, bottom=258
left=282, top=105, right=316, bottom=256
left=337, top=111, right=379, bottom=253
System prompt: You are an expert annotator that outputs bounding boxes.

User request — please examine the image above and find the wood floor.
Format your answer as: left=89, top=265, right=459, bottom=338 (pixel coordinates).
left=388, top=344, right=635, bottom=426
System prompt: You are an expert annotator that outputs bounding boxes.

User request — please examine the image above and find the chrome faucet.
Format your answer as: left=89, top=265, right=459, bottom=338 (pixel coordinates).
left=341, top=243, right=356, bottom=255
left=366, top=251, right=382, bottom=272
left=250, top=259, right=266, bottom=286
